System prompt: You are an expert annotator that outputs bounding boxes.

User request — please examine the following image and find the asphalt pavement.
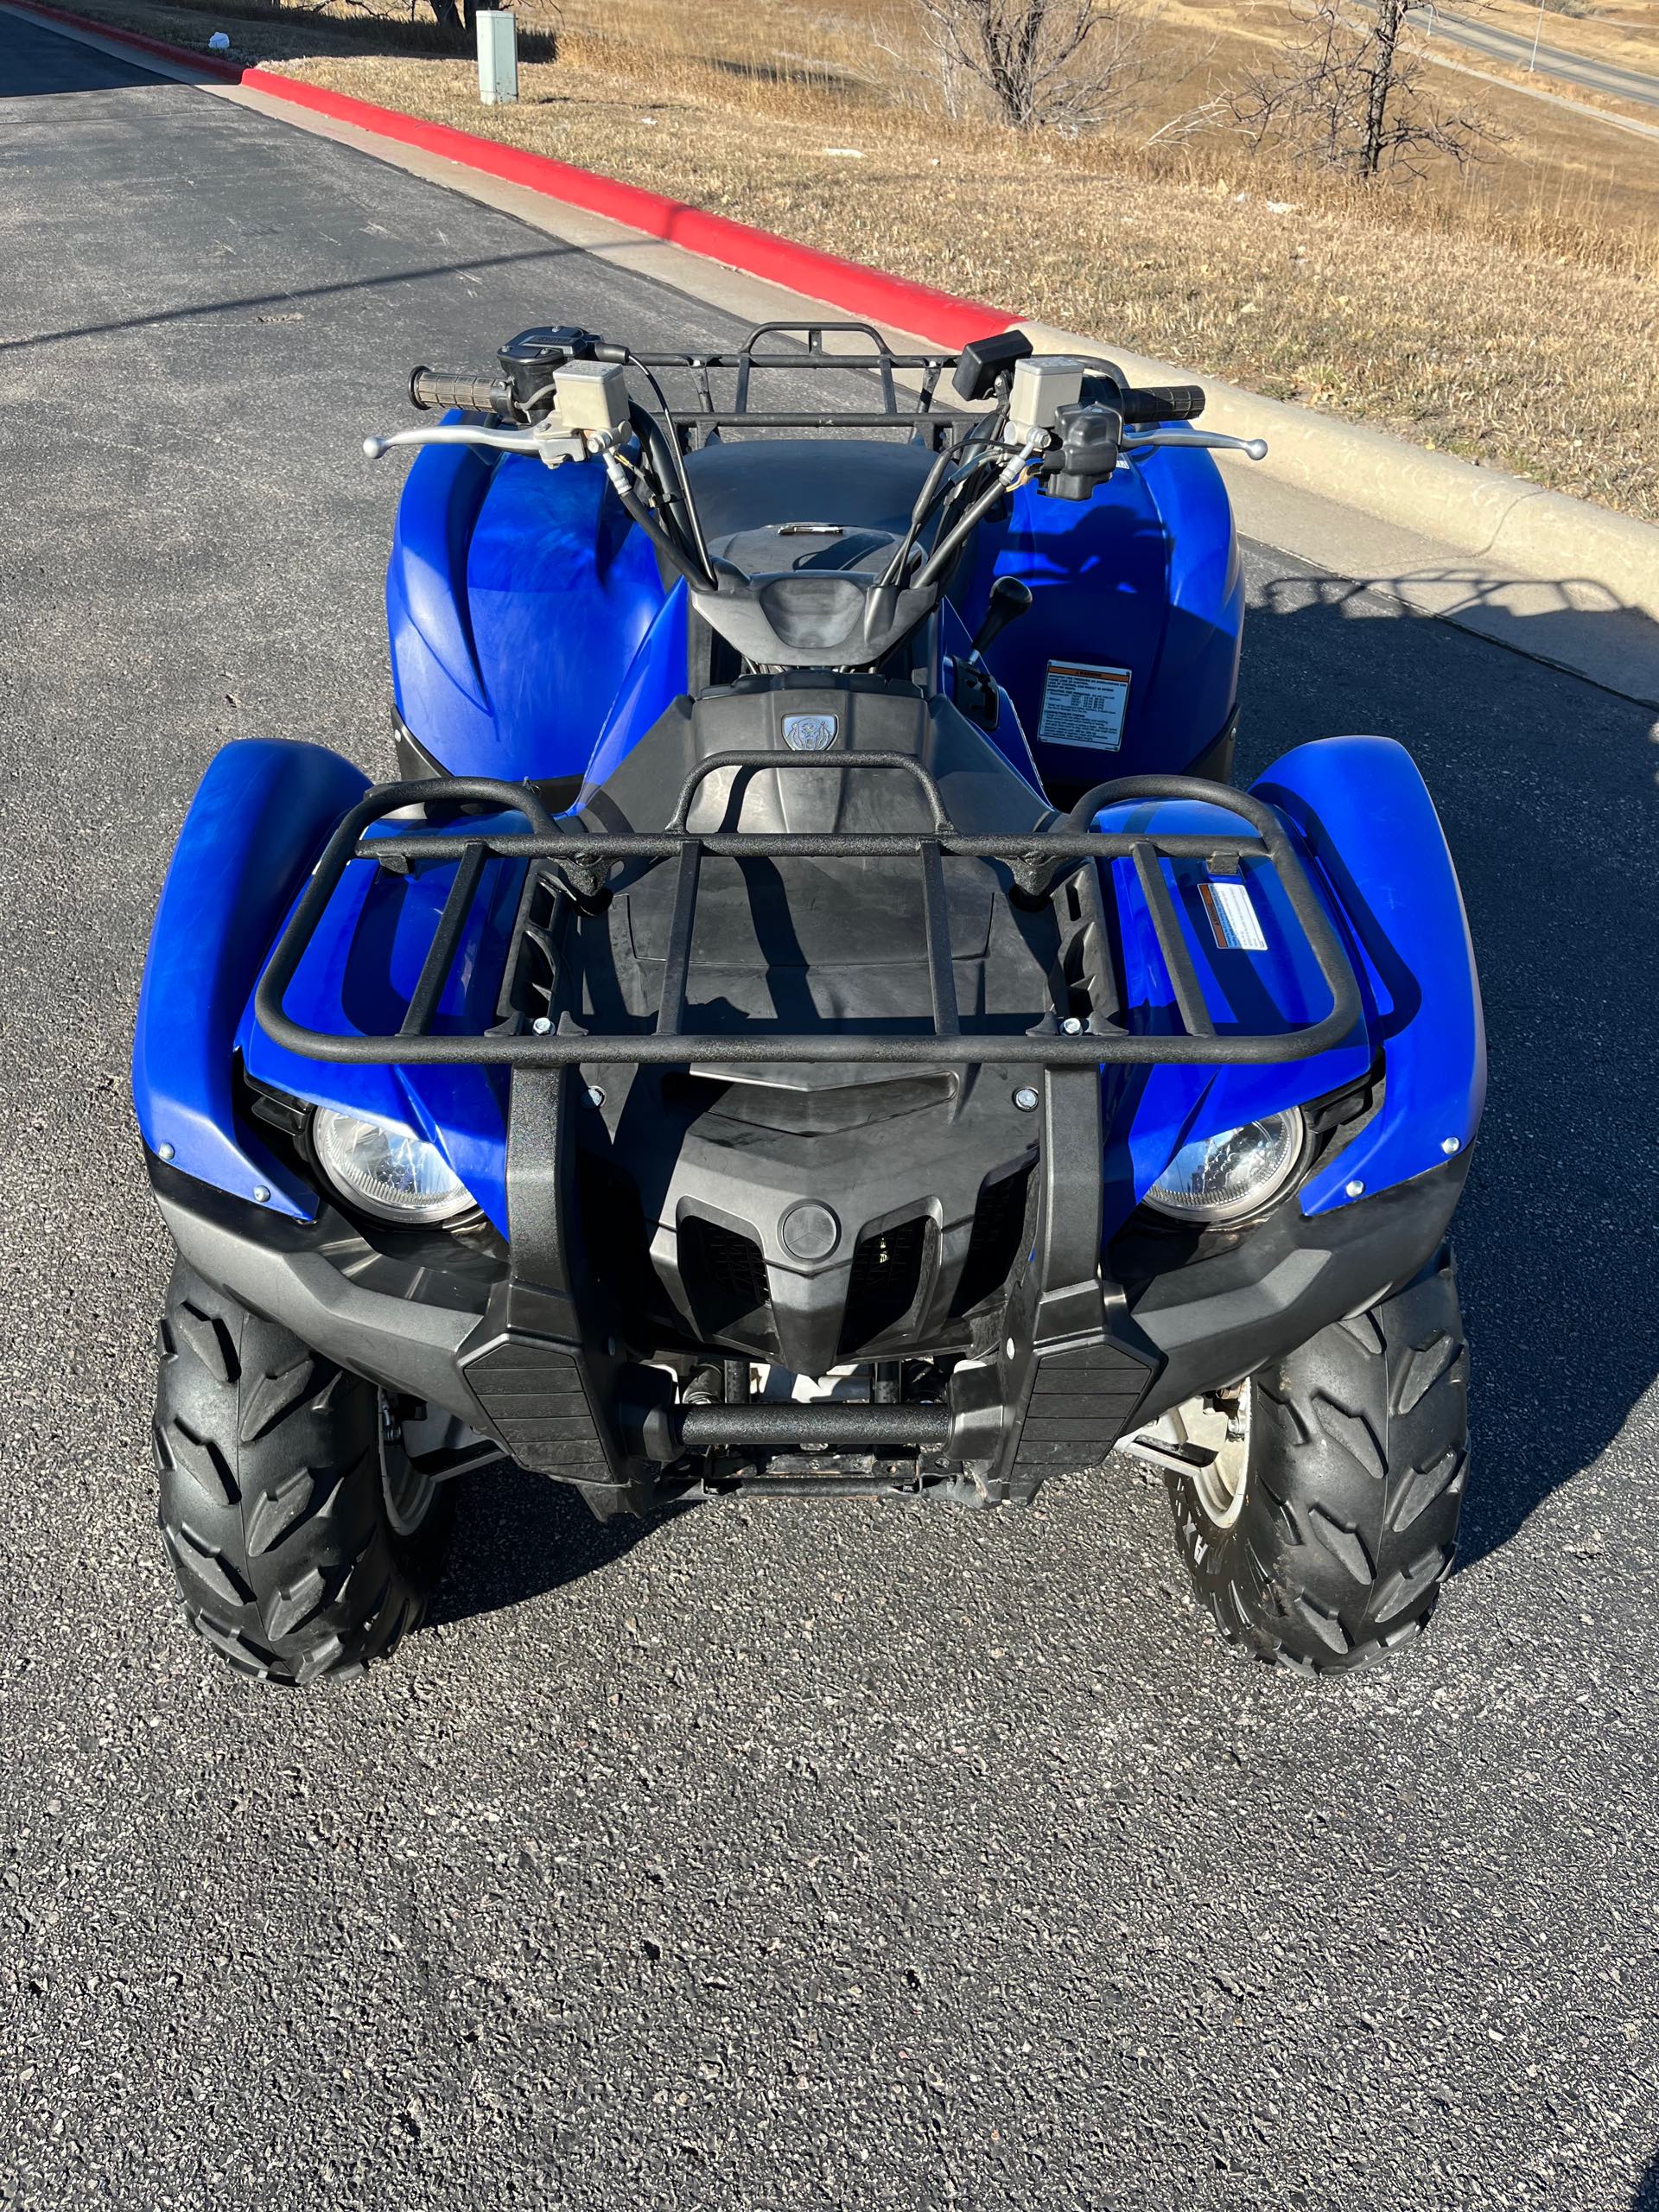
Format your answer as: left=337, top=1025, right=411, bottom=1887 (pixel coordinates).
left=1420, top=5, right=1659, bottom=108
left=1, top=21, right=1657, bottom=2211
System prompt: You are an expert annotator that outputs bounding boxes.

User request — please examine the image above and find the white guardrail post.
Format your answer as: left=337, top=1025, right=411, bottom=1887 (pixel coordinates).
left=476, top=9, right=518, bottom=104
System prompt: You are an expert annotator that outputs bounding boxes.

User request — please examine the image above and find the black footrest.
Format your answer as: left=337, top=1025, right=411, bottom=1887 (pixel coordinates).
left=461, top=1328, right=616, bottom=1480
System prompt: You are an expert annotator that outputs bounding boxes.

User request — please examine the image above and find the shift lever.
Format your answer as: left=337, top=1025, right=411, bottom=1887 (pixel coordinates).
left=971, top=575, right=1033, bottom=658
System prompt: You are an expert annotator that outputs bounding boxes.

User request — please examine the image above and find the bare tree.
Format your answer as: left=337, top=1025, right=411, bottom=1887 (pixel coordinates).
left=1224, top=0, right=1498, bottom=180
left=421, top=0, right=559, bottom=51
left=912, top=0, right=1154, bottom=132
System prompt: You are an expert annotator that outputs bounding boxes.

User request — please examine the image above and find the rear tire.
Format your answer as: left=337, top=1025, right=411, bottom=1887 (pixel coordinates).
left=1165, top=1247, right=1468, bottom=1672
left=152, top=1263, right=454, bottom=1684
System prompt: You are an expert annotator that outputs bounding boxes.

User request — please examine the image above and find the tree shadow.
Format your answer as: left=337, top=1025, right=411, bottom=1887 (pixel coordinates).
left=0, top=21, right=208, bottom=97
left=1236, top=568, right=1659, bottom=1571
left=29, top=0, right=563, bottom=70
left=700, top=53, right=868, bottom=97
left=0, top=241, right=594, bottom=356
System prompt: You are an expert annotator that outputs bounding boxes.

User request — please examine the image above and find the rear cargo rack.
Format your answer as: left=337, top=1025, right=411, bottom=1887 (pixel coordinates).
left=621, top=321, right=976, bottom=451
left=253, top=762, right=1361, bottom=1071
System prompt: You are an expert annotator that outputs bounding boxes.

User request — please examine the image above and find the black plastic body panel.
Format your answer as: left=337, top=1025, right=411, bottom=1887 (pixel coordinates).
left=1126, top=1153, right=1471, bottom=1420
left=147, top=1146, right=1468, bottom=1504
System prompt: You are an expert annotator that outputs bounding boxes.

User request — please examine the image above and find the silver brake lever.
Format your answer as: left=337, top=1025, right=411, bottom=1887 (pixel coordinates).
left=1121, top=429, right=1268, bottom=461
left=361, top=423, right=588, bottom=466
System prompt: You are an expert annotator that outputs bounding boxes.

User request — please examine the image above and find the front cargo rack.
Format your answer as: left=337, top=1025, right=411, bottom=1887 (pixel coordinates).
left=254, top=760, right=1362, bottom=1071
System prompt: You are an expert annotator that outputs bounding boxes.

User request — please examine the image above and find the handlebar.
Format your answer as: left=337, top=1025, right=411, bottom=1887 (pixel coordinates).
left=409, top=366, right=512, bottom=415
left=1121, top=382, right=1205, bottom=425
left=372, top=339, right=1262, bottom=617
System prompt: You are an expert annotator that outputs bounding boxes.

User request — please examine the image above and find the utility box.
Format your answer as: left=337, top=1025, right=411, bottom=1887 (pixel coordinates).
left=476, top=10, right=518, bottom=104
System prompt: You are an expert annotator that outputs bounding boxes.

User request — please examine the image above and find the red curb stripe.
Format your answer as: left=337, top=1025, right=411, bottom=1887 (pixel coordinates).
left=13, top=0, right=1015, bottom=350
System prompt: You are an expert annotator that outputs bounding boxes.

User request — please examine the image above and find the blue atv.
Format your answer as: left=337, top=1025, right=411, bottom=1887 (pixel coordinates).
left=133, top=323, right=1484, bottom=1685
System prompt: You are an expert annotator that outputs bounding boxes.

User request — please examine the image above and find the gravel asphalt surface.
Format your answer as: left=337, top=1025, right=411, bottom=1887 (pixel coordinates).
left=2, top=20, right=1658, bottom=2210
left=1413, top=4, right=1659, bottom=109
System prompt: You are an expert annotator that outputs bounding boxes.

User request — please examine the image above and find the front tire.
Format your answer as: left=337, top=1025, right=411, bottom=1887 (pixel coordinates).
left=1166, top=1248, right=1469, bottom=1672
left=153, top=1263, right=453, bottom=1684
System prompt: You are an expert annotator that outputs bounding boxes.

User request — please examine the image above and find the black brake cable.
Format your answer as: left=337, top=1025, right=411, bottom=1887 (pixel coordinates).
left=891, top=393, right=1013, bottom=581
left=604, top=442, right=702, bottom=583
left=880, top=437, right=960, bottom=589
left=609, top=350, right=716, bottom=588
left=893, top=440, right=1005, bottom=584
left=625, top=402, right=714, bottom=587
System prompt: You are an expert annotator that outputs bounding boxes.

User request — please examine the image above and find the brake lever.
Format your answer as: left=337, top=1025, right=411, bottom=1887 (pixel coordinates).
left=361, top=423, right=589, bottom=466
left=1121, top=429, right=1268, bottom=461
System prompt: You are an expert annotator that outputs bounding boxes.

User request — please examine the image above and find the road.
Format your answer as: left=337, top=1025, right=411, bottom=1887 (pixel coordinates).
left=1421, top=5, right=1659, bottom=108
left=2, top=19, right=1657, bottom=2211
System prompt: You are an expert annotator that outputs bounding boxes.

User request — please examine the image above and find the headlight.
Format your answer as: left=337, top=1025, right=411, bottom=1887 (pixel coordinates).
left=1145, top=1109, right=1306, bottom=1225
left=312, top=1108, right=474, bottom=1225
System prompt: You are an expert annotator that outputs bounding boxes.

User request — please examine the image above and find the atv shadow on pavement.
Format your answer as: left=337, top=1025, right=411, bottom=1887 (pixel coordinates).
left=424, top=1459, right=664, bottom=1630
left=1239, top=573, right=1659, bottom=1575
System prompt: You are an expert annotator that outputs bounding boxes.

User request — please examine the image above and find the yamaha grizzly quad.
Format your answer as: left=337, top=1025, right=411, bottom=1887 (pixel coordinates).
left=133, top=323, right=1484, bottom=1684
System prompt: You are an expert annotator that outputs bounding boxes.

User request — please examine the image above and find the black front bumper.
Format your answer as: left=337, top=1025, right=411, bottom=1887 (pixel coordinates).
left=149, top=1145, right=1467, bottom=1502
left=1126, top=1150, right=1470, bottom=1421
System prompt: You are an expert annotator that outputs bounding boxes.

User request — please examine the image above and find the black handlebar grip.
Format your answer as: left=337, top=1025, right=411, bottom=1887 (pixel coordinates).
left=409, top=367, right=510, bottom=415
left=1122, top=383, right=1205, bottom=425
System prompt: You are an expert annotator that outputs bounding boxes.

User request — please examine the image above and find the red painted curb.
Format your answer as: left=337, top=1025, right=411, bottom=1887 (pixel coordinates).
left=13, top=0, right=1015, bottom=350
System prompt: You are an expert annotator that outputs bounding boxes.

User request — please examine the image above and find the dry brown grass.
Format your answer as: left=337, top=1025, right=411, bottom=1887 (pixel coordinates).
left=62, top=0, right=1659, bottom=516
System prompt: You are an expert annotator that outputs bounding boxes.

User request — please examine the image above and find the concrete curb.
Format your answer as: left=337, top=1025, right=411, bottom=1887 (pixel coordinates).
left=15, top=0, right=1659, bottom=632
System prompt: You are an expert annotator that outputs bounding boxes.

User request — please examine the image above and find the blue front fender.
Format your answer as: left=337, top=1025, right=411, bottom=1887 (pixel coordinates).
left=1253, top=734, right=1485, bottom=1215
left=1097, top=735, right=1483, bottom=1233
left=132, top=740, right=369, bottom=1220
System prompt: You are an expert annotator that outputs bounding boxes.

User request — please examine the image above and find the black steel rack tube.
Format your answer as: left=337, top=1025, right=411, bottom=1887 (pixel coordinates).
left=253, top=766, right=1363, bottom=1074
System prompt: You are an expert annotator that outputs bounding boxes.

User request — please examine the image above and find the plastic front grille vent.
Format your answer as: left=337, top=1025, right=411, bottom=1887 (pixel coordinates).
left=840, top=1217, right=928, bottom=1355
left=680, top=1217, right=772, bottom=1338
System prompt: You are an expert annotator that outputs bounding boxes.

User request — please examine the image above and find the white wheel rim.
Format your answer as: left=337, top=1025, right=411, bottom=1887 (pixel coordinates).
left=378, top=1395, right=439, bottom=1537
left=1190, top=1389, right=1251, bottom=1531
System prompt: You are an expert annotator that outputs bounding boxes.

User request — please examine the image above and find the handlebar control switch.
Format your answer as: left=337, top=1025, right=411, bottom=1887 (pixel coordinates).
left=498, top=325, right=598, bottom=415
left=1040, top=402, right=1123, bottom=500
left=950, top=329, right=1033, bottom=404
left=1007, top=356, right=1087, bottom=440
left=553, top=359, right=632, bottom=437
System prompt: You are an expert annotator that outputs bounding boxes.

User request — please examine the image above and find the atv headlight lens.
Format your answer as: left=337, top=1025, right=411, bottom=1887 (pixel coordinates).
left=312, top=1108, right=473, bottom=1225
left=1145, top=1109, right=1306, bottom=1225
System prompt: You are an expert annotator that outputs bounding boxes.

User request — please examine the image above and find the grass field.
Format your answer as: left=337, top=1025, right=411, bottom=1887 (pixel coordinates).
left=57, top=0, right=1659, bottom=518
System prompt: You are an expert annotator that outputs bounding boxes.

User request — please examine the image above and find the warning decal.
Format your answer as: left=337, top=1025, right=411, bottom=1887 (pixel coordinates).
left=1199, top=878, right=1269, bottom=954
left=1037, top=659, right=1131, bottom=753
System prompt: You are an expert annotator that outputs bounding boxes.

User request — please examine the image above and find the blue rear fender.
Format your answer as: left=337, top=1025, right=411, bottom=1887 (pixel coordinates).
left=1098, top=735, right=1484, bottom=1236
left=388, top=433, right=667, bottom=783
left=960, top=442, right=1243, bottom=785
